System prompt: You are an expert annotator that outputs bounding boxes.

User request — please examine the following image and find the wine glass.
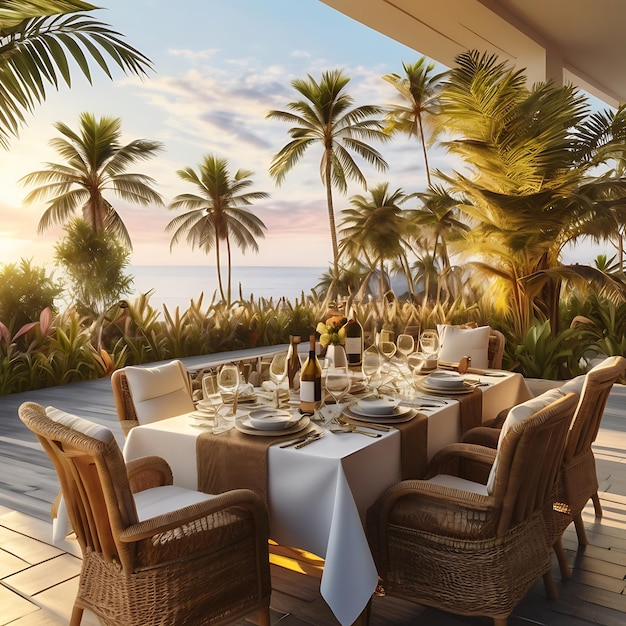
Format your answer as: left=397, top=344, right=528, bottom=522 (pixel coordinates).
left=214, top=364, right=239, bottom=433
left=396, top=334, right=415, bottom=362
left=201, top=373, right=223, bottom=420
left=420, top=330, right=440, bottom=358
left=269, top=351, right=289, bottom=408
left=323, top=364, right=352, bottom=422
left=362, top=345, right=383, bottom=397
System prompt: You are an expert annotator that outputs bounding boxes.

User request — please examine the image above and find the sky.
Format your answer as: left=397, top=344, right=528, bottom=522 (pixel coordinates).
left=0, top=0, right=610, bottom=270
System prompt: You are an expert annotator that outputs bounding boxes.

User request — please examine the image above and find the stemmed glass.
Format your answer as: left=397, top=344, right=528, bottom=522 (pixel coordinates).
left=202, top=373, right=223, bottom=421
left=269, top=352, right=289, bottom=408
left=362, top=345, right=384, bottom=397
left=396, top=334, right=415, bottom=362
left=322, top=364, right=352, bottom=422
left=214, top=364, right=239, bottom=433
left=420, top=330, right=440, bottom=358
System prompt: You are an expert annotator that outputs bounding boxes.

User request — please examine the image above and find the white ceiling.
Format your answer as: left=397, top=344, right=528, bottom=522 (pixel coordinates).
left=321, top=0, right=626, bottom=107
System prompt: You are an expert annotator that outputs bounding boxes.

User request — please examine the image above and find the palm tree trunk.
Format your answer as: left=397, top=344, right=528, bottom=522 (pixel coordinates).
left=418, top=114, right=431, bottom=187
left=214, top=240, right=226, bottom=302
left=225, top=233, right=233, bottom=306
left=324, top=156, right=340, bottom=297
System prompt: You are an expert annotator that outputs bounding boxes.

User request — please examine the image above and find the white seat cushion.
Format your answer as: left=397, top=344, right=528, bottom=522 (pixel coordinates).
left=46, top=406, right=113, bottom=443
left=133, top=485, right=216, bottom=521
left=437, top=324, right=491, bottom=370
left=428, top=473, right=489, bottom=496
left=124, top=360, right=194, bottom=425
left=486, top=388, right=564, bottom=494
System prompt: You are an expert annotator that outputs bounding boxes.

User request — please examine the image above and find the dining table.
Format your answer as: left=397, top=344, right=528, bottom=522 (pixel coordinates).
left=122, top=368, right=532, bottom=626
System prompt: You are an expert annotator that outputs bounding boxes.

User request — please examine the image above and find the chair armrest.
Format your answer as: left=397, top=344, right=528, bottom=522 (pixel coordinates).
left=126, top=456, right=173, bottom=493
left=119, top=488, right=269, bottom=543
left=461, top=426, right=500, bottom=448
left=427, top=443, right=497, bottom=481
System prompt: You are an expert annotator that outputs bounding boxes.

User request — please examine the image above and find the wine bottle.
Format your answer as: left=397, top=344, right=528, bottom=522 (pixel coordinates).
left=344, top=315, right=363, bottom=366
left=287, top=335, right=301, bottom=389
left=299, top=334, right=322, bottom=414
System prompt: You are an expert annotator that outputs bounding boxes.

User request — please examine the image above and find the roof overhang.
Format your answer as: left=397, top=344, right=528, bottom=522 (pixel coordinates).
left=321, top=0, right=626, bottom=108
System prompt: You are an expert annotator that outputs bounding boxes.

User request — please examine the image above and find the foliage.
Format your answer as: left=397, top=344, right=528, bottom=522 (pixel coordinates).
left=166, top=154, right=268, bottom=305
left=54, top=219, right=133, bottom=317
left=0, top=258, right=62, bottom=329
left=0, top=0, right=152, bottom=148
left=21, top=111, right=164, bottom=248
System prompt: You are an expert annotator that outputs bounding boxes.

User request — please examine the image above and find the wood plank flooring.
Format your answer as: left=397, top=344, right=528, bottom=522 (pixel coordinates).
left=1, top=361, right=625, bottom=625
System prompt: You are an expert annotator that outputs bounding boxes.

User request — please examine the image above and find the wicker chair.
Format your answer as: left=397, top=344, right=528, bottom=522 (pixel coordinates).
left=487, top=328, right=505, bottom=369
left=463, top=356, right=626, bottom=571
left=366, top=393, right=578, bottom=626
left=18, top=402, right=271, bottom=626
left=111, top=359, right=194, bottom=436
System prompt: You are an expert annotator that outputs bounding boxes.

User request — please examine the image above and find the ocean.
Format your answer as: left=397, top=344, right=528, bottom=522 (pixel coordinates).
left=128, top=265, right=328, bottom=311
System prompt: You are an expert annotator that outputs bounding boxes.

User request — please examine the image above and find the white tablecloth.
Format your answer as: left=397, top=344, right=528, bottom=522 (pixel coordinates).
left=122, top=370, right=531, bottom=625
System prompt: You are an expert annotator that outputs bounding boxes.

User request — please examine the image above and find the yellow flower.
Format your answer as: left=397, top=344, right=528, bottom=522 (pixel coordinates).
left=316, top=317, right=347, bottom=347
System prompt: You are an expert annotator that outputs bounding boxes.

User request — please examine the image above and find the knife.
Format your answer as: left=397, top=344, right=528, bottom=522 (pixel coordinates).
left=294, top=432, right=325, bottom=448
left=279, top=431, right=317, bottom=448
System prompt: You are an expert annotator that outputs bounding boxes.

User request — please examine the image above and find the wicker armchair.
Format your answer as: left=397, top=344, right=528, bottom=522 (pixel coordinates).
left=463, top=356, right=626, bottom=573
left=18, top=402, right=271, bottom=626
left=111, top=359, right=194, bottom=436
left=366, top=393, right=578, bottom=626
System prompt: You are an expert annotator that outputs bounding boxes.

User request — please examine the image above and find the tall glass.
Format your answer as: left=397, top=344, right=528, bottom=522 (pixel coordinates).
left=269, top=352, right=289, bottom=408
left=420, top=330, right=440, bottom=358
left=214, top=364, right=239, bottom=433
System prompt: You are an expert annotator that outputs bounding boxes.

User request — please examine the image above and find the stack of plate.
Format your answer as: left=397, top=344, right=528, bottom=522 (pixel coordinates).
left=343, top=395, right=416, bottom=423
left=235, top=408, right=309, bottom=436
left=418, top=371, right=473, bottom=395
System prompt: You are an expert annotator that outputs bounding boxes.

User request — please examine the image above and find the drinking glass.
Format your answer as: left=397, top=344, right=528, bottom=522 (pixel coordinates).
left=201, top=373, right=223, bottom=420
left=420, top=330, right=440, bottom=358
left=214, top=364, right=239, bottom=433
left=323, top=364, right=352, bottom=421
left=396, top=334, right=415, bottom=361
left=269, top=351, right=289, bottom=408
left=362, top=345, right=383, bottom=396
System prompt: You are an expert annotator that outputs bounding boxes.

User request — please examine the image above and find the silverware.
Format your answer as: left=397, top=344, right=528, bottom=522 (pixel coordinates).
left=329, top=425, right=381, bottom=438
left=337, top=417, right=390, bottom=432
left=279, top=432, right=314, bottom=448
left=294, top=432, right=325, bottom=448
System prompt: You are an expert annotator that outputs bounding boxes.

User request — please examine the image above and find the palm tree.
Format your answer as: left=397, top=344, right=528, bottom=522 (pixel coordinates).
left=0, top=0, right=152, bottom=148
left=21, top=112, right=164, bottom=249
left=434, top=50, right=626, bottom=337
left=338, top=182, right=411, bottom=300
left=382, top=58, right=447, bottom=187
left=166, top=155, right=268, bottom=305
left=266, top=69, right=390, bottom=289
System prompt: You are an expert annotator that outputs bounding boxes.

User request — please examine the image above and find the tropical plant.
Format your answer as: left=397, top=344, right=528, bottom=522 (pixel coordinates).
left=432, top=50, right=626, bottom=338
left=338, top=182, right=413, bottom=300
left=54, top=218, right=133, bottom=317
left=0, top=0, right=152, bottom=148
left=166, top=154, right=268, bottom=305
left=382, top=58, right=447, bottom=186
left=21, top=111, right=164, bottom=248
left=266, top=69, right=390, bottom=289
left=0, top=258, right=62, bottom=329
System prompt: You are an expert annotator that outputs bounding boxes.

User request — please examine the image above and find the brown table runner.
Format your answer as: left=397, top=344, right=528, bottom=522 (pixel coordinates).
left=196, top=426, right=314, bottom=501
left=458, top=387, right=483, bottom=434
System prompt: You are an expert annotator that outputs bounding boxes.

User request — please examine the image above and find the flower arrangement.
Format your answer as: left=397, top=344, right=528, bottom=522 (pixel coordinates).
left=316, top=316, right=347, bottom=347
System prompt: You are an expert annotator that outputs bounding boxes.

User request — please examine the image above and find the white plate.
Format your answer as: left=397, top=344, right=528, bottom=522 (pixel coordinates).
left=417, top=380, right=475, bottom=395
left=235, top=414, right=310, bottom=437
left=343, top=406, right=417, bottom=424
left=248, top=408, right=296, bottom=430
left=355, top=395, right=400, bottom=415
left=426, top=371, right=466, bottom=389
left=349, top=403, right=414, bottom=420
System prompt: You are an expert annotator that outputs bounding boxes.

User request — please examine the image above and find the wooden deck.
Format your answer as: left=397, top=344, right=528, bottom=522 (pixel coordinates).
left=1, top=357, right=625, bottom=625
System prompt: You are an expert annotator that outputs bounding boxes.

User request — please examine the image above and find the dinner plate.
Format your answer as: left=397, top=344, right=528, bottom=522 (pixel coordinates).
left=342, top=406, right=417, bottom=424
left=235, top=414, right=310, bottom=437
left=355, top=395, right=400, bottom=415
left=416, top=380, right=476, bottom=395
left=426, top=371, right=466, bottom=389
left=248, top=408, right=295, bottom=430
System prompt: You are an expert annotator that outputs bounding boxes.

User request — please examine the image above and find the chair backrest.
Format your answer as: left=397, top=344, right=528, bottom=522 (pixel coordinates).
left=18, top=402, right=138, bottom=570
left=487, top=328, right=505, bottom=369
left=560, top=355, right=626, bottom=461
left=488, top=393, right=578, bottom=536
left=111, top=360, right=194, bottom=435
